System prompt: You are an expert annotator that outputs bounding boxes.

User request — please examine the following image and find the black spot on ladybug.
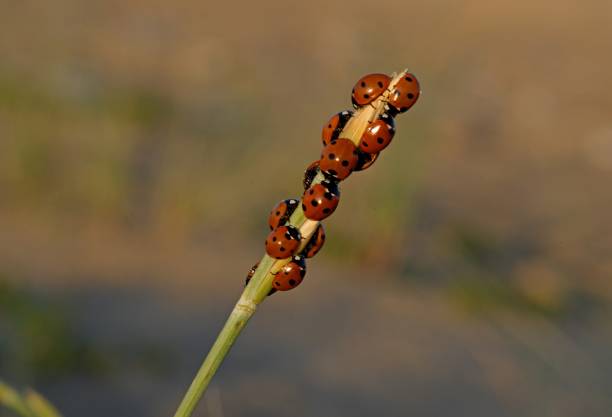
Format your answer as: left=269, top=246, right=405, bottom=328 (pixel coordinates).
left=323, top=208, right=331, bottom=214
left=275, top=281, right=280, bottom=286
left=309, top=189, right=314, bottom=195
left=328, top=153, right=335, bottom=160
left=272, top=236, right=277, bottom=241
left=324, top=192, right=333, bottom=200
left=360, top=81, right=366, bottom=87
left=341, top=160, right=349, bottom=167
left=377, top=137, right=384, bottom=144
left=276, top=211, right=280, bottom=215
left=405, top=76, right=412, bottom=82
left=289, top=279, right=296, bottom=286
left=377, top=81, right=383, bottom=88
left=280, top=247, right=285, bottom=252
left=284, top=270, right=289, bottom=275
left=362, top=142, right=369, bottom=147
left=407, top=93, right=414, bottom=99
left=311, top=200, right=319, bottom=207
left=364, top=94, right=370, bottom=99
left=328, top=124, right=332, bottom=128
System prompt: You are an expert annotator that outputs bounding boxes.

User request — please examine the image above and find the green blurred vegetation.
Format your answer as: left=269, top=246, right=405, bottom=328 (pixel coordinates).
left=0, top=381, right=63, bottom=417
left=0, top=276, right=107, bottom=381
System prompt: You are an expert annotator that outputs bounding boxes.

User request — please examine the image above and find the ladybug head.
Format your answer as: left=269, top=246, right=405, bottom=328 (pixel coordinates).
left=284, top=225, right=302, bottom=241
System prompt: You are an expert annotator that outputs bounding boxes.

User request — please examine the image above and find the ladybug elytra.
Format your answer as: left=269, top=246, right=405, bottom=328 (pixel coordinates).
left=302, top=179, right=340, bottom=221
left=354, top=149, right=379, bottom=171
left=272, top=255, right=306, bottom=291
left=319, top=138, right=359, bottom=181
left=303, top=160, right=320, bottom=191
left=265, top=225, right=302, bottom=259
left=302, top=223, right=326, bottom=258
left=322, top=110, right=353, bottom=146
left=351, top=73, right=391, bottom=107
left=359, top=113, right=396, bottom=153
left=268, top=199, right=299, bottom=230
left=387, top=73, right=420, bottom=114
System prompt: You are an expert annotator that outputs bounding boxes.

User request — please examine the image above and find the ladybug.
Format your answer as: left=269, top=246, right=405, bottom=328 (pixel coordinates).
left=322, top=110, right=353, bottom=146
left=268, top=199, right=299, bottom=230
left=319, top=138, right=359, bottom=181
left=387, top=73, right=420, bottom=114
left=354, top=149, right=379, bottom=171
left=301, top=223, right=326, bottom=258
left=265, top=225, right=302, bottom=259
left=302, top=179, right=340, bottom=221
left=359, top=113, right=396, bottom=153
left=244, top=262, right=276, bottom=295
left=303, top=160, right=320, bottom=190
left=351, top=73, right=391, bottom=107
left=272, top=255, right=306, bottom=291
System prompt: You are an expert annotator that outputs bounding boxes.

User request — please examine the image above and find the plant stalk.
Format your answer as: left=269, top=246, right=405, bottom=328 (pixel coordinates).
left=171, top=295, right=255, bottom=417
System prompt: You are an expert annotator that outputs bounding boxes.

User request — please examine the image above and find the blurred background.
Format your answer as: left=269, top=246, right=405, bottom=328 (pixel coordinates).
left=1, top=0, right=611, bottom=416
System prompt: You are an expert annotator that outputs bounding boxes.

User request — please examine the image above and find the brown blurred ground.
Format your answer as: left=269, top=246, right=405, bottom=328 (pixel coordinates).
left=1, top=0, right=612, bottom=416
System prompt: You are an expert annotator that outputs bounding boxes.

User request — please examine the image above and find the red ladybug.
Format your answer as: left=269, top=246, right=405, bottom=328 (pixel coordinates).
left=302, top=223, right=326, bottom=258
left=387, top=73, right=420, bottom=114
left=351, top=73, right=391, bottom=107
left=268, top=199, right=299, bottom=230
left=272, top=255, right=306, bottom=291
left=244, top=262, right=276, bottom=295
left=359, top=113, right=396, bottom=153
left=322, top=110, right=353, bottom=146
left=302, top=179, right=340, bottom=221
left=303, top=160, right=320, bottom=190
left=265, top=225, right=302, bottom=259
left=354, top=150, right=379, bottom=171
left=319, top=138, right=359, bottom=181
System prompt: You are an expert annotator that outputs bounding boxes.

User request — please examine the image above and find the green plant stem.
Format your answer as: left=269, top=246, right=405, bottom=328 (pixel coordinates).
left=171, top=296, right=255, bottom=417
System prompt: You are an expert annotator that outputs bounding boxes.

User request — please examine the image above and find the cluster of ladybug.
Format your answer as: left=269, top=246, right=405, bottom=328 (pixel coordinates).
left=246, top=72, right=421, bottom=294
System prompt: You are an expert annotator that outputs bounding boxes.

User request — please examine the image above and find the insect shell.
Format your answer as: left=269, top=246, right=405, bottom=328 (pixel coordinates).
left=268, top=199, right=299, bottom=230
left=272, top=255, right=306, bottom=291
left=265, top=225, right=302, bottom=259
left=302, top=179, right=340, bottom=221
left=354, top=149, right=379, bottom=171
left=319, top=138, right=359, bottom=181
left=351, top=73, right=391, bottom=107
left=303, top=160, right=320, bottom=190
left=245, top=262, right=276, bottom=296
left=386, top=72, right=421, bottom=114
left=359, top=113, right=396, bottom=154
left=322, top=110, right=353, bottom=146
left=301, top=223, right=326, bottom=258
